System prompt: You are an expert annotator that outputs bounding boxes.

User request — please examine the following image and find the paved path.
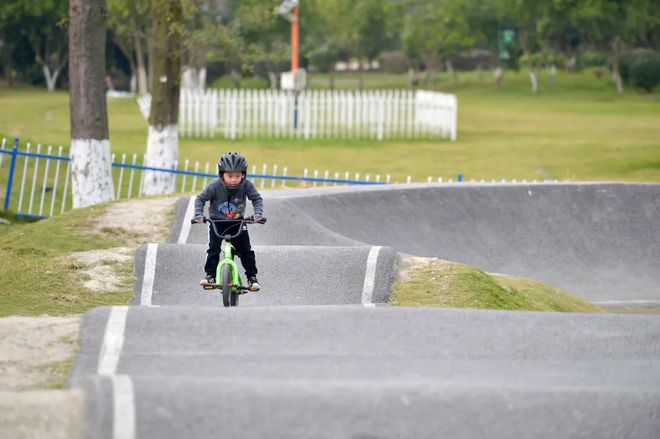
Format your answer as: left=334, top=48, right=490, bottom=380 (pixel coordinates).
left=71, top=184, right=660, bottom=438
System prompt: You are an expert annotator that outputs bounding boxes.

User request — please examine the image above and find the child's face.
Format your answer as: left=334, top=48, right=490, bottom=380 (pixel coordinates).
left=223, top=171, right=243, bottom=186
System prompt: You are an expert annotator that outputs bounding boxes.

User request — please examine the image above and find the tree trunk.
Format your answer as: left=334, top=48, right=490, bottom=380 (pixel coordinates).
left=357, top=61, right=364, bottom=90
left=407, top=68, right=415, bottom=89
left=114, top=38, right=136, bottom=93
left=143, top=0, right=182, bottom=196
left=198, top=66, right=207, bottom=89
left=494, top=66, right=504, bottom=87
left=328, top=71, right=335, bottom=90
left=268, top=71, right=278, bottom=90
left=43, top=65, right=61, bottom=92
left=567, top=55, right=577, bottom=73
left=69, top=0, right=114, bottom=208
left=130, top=6, right=148, bottom=95
left=182, top=66, right=197, bottom=89
left=146, top=31, right=154, bottom=95
left=182, top=65, right=207, bottom=90
left=135, top=39, right=148, bottom=95
left=230, top=70, right=242, bottom=88
left=611, top=36, right=624, bottom=94
left=529, top=68, right=539, bottom=93
left=425, top=69, right=434, bottom=87
left=446, top=59, right=457, bottom=85
left=549, top=64, right=557, bottom=87
left=612, top=55, right=624, bottom=94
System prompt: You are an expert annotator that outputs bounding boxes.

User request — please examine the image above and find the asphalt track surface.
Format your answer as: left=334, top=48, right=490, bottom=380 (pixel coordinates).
left=71, top=183, right=660, bottom=438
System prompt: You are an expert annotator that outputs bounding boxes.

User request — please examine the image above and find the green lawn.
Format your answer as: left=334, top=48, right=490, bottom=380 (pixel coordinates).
left=0, top=207, right=133, bottom=316
left=1, top=69, right=659, bottom=183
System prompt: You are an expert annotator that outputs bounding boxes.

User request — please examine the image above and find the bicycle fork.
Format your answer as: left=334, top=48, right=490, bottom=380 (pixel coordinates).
left=217, top=240, right=241, bottom=287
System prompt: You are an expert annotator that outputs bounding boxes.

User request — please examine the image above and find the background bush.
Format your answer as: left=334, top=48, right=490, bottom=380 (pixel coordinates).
left=628, top=50, right=660, bottom=92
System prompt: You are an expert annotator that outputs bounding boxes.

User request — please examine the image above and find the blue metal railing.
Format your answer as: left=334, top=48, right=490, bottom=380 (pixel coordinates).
left=0, top=137, right=393, bottom=219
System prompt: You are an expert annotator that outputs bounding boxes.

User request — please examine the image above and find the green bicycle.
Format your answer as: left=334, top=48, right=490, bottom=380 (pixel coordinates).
left=191, top=216, right=266, bottom=307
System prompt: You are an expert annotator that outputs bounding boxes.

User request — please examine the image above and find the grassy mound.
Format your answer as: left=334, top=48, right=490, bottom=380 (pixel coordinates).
left=0, top=204, right=134, bottom=316
left=390, top=258, right=603, bottom=313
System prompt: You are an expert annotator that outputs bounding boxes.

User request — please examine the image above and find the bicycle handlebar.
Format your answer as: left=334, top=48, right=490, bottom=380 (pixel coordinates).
left=190, top=216, right=266, bottom=240
left=190, top=216, right=267, bottom=225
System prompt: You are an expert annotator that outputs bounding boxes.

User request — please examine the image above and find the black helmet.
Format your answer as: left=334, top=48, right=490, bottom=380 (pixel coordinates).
left=217, top=152, right=247, bottom=175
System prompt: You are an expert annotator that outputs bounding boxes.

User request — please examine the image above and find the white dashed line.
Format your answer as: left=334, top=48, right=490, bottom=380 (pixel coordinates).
left=98, top=306, right=129, bottom=376
left=111, top=375, right=136, bottom=439
left=362, top=246, right=382, bottom=307
left=177, top=196, right=196, bottom=244
left=140, top=244, right=158, bottom=306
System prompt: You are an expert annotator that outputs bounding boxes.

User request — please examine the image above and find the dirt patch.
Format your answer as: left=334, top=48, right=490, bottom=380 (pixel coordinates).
left=64, top=196, right=178, bottom=294
left=0, top=389, right=84, bottom=439
left=65, top=247, right=134, bottom=293
left=95, top=196, right=178, bottom=243
left=0, top=315, right=81, bottom=391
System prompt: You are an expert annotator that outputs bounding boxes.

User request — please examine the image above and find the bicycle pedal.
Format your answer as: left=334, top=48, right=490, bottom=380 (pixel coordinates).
left=202, top=285, right=215, bottom=290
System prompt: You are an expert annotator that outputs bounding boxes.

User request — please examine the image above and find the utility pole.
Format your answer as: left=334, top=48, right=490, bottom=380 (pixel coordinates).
left=291, top=1, right=299, bottom=72
left=278, top=0, right=305, bottom=91
left=278, top=0, right=305, bottom=130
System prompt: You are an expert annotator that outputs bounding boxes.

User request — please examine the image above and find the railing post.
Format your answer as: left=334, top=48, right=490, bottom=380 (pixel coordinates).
left=4, top=138, right=19, bottom=211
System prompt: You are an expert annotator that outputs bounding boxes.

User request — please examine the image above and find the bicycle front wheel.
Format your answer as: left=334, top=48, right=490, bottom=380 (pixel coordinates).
left=221, top=264, right=232, bottom=307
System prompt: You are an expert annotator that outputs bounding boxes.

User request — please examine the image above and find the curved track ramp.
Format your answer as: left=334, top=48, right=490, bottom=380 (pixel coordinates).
left=72, top=184, right=660, bottom=438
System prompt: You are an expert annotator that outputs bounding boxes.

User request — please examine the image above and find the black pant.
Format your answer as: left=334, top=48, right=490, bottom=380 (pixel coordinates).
left=204, top=222, right=257, bottom=279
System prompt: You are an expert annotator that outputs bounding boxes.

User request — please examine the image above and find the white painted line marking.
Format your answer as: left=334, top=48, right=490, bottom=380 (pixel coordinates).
left=140, top=244, right=158, bottom=306
left=592, top=299, right=660, bottom=306
left=362, top=246, right=382, bottom=307
left=112, top=375, right=136, bottom=439
left=177, top=196, right=196, bottom=244
left=98, top=306, right=129, bottom=375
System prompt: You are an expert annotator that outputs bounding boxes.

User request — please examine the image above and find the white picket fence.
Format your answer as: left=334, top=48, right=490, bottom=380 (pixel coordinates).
left=138, top=89, right=457, bottom=141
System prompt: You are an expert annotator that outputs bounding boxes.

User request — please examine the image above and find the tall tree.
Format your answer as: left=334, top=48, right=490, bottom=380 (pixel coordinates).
left=142, top=0, right=183, bottom=195
left=496, top=0, right=551, bottom=93
left=69, top=0, right=114, bottom=207
left=352, top=0, right=394, bottom=89
left=108, top=0, right=150, bottom=95
left=1, top=0, right=69, bottom=91
left=233, top=0, right=289, bottom=89
left=403, top=0, right=474, bottom=87
left=571, top=0, right=660, bottom=93
left=303, top=0, right=353, bottom=89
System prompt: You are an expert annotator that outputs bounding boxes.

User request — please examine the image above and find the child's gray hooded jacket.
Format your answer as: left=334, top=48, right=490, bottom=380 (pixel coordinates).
left=194, top=178, right=263, bottom=220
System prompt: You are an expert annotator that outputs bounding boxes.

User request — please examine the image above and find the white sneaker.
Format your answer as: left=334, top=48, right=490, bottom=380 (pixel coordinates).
left=248, top=276, right=261, bottom=292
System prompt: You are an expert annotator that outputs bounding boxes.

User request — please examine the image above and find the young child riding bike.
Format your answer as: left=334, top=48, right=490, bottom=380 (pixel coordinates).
left=193, top=151, right=263, bottom=291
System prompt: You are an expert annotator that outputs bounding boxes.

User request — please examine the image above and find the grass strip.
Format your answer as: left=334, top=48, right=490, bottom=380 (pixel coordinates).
left=390, top=258, right=603, bottom=313
left=0, top=204, right=133, bottom=316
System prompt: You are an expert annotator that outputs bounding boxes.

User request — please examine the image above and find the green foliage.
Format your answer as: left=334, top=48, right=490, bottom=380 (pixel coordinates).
left=0, top=0, right=68, bottom=88
left=403, top=0, right=475, bottom=69
left=2, top=0, right=658, bottom=93
left=629, top=50, right=660, bottom=92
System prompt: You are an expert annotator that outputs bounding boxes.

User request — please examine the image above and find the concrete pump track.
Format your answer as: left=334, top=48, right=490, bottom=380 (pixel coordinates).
left=71, top=183, right=660, bottom=439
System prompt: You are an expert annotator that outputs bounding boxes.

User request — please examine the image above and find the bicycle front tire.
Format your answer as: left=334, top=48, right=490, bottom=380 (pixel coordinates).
left=221, top=264, right=232, bottom=307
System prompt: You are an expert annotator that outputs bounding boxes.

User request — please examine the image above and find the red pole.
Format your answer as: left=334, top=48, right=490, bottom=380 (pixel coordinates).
left=291, top=3, right=299, bottom=71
